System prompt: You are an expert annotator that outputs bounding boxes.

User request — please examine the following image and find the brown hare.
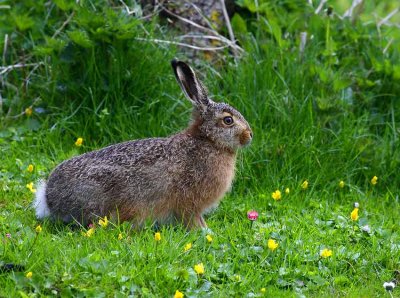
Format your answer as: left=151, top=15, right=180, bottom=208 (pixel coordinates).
left=34, top=60, right=252, bottom=229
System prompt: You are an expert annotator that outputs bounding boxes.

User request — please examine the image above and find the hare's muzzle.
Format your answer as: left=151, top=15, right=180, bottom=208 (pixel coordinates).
left=240, top=129, right=253, bottom=146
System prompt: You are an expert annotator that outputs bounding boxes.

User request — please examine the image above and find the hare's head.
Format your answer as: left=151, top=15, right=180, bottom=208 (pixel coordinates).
left=172, top=60, right=252, bottom=152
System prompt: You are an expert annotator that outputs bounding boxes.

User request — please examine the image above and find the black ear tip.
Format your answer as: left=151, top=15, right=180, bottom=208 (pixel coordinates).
left=171, top=59, right=179, bottom=68
left=171, top=59, right=190, bottom=71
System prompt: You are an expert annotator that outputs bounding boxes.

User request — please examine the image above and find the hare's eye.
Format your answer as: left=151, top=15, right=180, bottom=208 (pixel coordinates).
left=223, top=116, right=234, bottom=126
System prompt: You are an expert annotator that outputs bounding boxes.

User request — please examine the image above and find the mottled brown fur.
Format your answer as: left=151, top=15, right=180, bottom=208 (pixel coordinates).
left=38, top=60, right=252, bottom=229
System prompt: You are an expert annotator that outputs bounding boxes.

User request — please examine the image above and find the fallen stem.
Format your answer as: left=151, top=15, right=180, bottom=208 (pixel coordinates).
left=135, top=37, right=230, bottom=51
left=220, top=0, right=238, bottom=58
left=0, top=62, right=44, bottom=76
left=52, top=11, right=75, bottom=39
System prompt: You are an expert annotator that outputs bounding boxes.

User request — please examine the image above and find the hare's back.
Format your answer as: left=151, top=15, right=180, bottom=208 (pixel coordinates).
left=45, top=137, right=177, bottom=220
left=86, top=137, right=171, bottom=166
left=48, top=137, right=176, bottom=184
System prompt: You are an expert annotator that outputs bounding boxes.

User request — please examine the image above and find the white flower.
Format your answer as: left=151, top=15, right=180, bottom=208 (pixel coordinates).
left=383, top=281, right=396, bottom=291
left=354, top=202, right=359, bottom=208
left=361, top=225, right=371, bottom=233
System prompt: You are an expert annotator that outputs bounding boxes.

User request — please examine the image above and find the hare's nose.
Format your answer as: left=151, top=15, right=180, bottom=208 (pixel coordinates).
left=240, top=129, right=253, bottom=146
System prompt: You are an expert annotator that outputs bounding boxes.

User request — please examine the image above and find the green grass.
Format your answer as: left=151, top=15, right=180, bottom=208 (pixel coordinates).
left=1, top=159, right=399, bottom=297
left=1, top=0, right=400, bottom=297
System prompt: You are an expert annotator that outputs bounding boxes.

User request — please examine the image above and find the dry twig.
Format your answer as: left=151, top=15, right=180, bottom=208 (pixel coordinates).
left=342, top=0, right=363, bottom=18
left=377, top=8, right=399, bottom=28
left=52, top=12, right=75, bottom=39
left=383, top=38, right=394, bottom=55
left=161, top=6, right=217, bottom=36
left=135, top=37, right=230, bottom=51
left=160, top=4, right=243, bottom=55
left=219, top=0, right=238, bottom=59
left=7, top=97, right=41, bottom=120
left=0, top=62, right=44, bottom=76
left=299, top=31, right=307, bottom=57
left=187, top=2, right=215, bottom=31
left=314, top=0, right=327, bottom=15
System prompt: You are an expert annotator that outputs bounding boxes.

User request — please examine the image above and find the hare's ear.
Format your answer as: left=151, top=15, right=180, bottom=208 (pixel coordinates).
left=171, top=59, right=210, bottom=109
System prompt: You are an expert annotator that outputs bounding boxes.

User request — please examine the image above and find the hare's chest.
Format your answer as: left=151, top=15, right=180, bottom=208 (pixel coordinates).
left=211, top=157, right=235, bottom=191
left=195, top=153, right=236, bottom=201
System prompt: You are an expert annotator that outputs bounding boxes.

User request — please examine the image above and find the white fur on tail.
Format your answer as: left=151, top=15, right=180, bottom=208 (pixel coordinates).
left=33, top=181, right=50, bottom=219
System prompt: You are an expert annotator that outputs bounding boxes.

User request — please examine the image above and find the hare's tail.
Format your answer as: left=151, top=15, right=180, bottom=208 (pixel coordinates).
left=33, top=180, right=50, bottom=219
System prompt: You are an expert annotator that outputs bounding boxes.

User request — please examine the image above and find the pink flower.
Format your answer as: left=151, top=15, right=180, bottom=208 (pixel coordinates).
left=247, top=210, right=259, bottom=221
left=6, top=233, right=11, bottom=238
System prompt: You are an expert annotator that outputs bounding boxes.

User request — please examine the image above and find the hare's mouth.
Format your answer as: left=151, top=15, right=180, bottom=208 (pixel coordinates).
left=239, top=130, right=253, bottom=146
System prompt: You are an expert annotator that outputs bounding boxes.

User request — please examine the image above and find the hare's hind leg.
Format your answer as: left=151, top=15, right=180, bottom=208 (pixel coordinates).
left=173, top=201, right=207, bottom=230
left=197, top=215, right=207, bottom=228
left=179, top=213, right=207, bottom=230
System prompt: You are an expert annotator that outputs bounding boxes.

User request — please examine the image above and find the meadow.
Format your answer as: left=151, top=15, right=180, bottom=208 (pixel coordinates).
left=1, top=1, right=400, bottom=297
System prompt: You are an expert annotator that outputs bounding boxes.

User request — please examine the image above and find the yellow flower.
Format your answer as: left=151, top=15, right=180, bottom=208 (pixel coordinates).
left=351, top=208, right=359, bottom=221
left=371, top=176, right=378, bottom=185
left=194, top=262, right=205, bottom=275
left=26, top=271, right=33, bottom=278
left=118, top=233, right=123, bottom=240
left=35, top=225, right=42, bottom=233
left=75, top=137, right=83, bottom=147
left=26, top=182, right=36, bottom=193
left=25, top=107, right=33, bottom=116
left=320, top=248, right=333, bottom=258
left=154, top=232, right=161, bottom=242
left=98, top=216, right=108, bottom=228
left=271, top=190, right=282, bottom=201
left=27, top=164, right=34, bottom=173
left=285, top=188, right=290, bottom=194
left=203, top=51, right=213, bottom=62
left=184, top=242, right=192, bottom=252
left=84, top=227, right=95, bottom=237
left=206, top=234, right=213, bottom=243
left=210, top=10, right=220, bottom=23
left=301, top=180, right=309, bottom=190
left=267, top=239, right=279, bottom=251
left=339, top=180, right=345, bottom=188
left=260, top=287, right=266, bottom=293
left=174, top=290, right=184, bottom=298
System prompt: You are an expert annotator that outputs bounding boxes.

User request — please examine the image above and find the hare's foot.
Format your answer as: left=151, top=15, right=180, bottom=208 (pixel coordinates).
left=197, top=215, right=207, bottom=228
left=181, top=214, right=207, bottom=230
